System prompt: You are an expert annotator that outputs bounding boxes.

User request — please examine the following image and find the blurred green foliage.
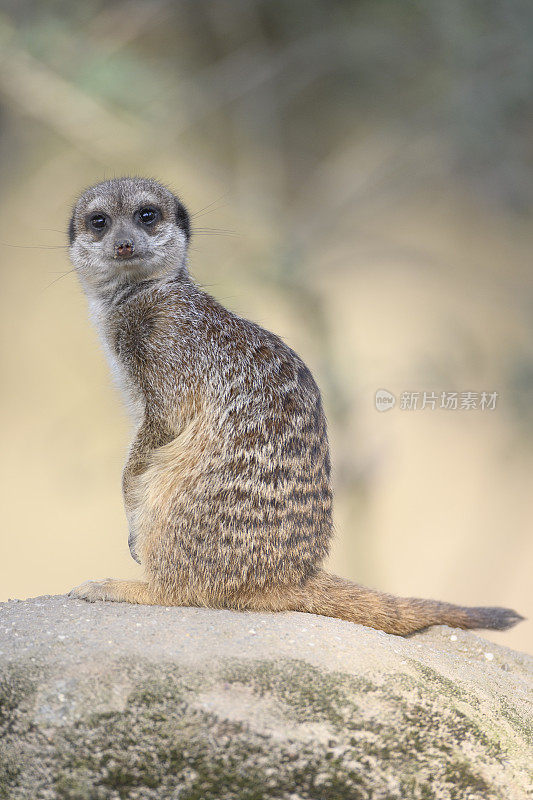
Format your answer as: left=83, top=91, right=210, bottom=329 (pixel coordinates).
left=2, top=0, right=533, bottom=209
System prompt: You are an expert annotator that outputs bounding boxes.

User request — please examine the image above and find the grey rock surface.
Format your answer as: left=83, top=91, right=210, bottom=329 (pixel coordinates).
left=0, top=595, right=531, bottom=799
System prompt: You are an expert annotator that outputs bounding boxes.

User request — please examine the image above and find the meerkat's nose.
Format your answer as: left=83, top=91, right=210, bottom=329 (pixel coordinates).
left=114, top=239, right=135, bottom=259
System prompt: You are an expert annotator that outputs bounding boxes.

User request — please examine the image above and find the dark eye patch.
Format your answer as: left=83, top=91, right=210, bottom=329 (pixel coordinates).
left=68, top=213, right=75, bottom=245
left=174, top=197, right=190, bottom=240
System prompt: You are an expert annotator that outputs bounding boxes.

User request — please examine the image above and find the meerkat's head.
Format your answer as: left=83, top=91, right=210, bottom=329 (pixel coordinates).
left=69, top=177, right=190, bottom=296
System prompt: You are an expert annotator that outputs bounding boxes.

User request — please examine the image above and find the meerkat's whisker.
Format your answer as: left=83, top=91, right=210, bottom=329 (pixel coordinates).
left=0, top=242, right=70, bottom=250
left=43, top=269, right=77, bottom=290
left=190, top=194, right=229, bottom=219
left=193, top=229, right=237, bottom=237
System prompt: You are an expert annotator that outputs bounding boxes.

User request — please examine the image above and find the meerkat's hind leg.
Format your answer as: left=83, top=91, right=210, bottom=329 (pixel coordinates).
left=68, top=579, right=164, bottom=605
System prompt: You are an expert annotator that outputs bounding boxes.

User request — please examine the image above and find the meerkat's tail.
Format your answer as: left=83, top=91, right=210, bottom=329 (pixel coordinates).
left=259, top=571, right=524, bottom=636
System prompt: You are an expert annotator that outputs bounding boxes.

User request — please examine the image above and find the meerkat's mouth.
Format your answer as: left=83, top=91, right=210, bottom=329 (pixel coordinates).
left=108, top=252, right=154, bottom=269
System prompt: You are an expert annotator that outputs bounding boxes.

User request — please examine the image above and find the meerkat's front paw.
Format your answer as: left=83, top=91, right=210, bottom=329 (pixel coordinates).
left=68, top=579, right=116, bottom=602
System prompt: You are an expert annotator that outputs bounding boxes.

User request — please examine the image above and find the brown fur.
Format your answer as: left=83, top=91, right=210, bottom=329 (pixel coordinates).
left=67, top=177, right=523, bottom=636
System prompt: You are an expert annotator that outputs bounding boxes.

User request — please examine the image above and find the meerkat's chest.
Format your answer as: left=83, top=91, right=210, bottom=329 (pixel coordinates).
left=89, top=299, right=145, bottom=422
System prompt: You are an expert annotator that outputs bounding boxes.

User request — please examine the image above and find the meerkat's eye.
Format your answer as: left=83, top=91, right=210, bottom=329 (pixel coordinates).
left=90, top=214, right=108, bottom=231
left=138, top=207, right=159, bottom=225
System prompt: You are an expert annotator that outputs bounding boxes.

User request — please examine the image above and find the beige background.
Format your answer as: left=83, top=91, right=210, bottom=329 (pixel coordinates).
left=0, top=2, right=531, bottom=653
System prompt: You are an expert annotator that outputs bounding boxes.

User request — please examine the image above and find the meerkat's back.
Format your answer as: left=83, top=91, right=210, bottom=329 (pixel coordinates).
left=116, top=279, right=333, bottom=600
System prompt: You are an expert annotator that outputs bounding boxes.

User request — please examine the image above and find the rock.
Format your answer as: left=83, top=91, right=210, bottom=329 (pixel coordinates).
left=0, top=595, right=531, bottom=800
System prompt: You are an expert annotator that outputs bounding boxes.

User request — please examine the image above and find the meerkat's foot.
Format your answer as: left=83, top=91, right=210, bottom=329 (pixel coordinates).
left=68, top=579, right=161, bottom=605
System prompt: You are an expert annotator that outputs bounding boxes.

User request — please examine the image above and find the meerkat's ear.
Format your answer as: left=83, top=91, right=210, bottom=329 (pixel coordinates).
left=68, top=211, right=76, bottom=245
left=174, top=197, right=190, bottom=241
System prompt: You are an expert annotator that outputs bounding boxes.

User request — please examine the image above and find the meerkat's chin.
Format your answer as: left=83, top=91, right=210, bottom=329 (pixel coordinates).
left=105, top=257, right=156, bottom=278
left=113, top=259, right=151, bottom=271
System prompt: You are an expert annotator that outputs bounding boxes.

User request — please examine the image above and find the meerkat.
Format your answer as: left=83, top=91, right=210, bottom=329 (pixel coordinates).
left=67, top=176, right=523, bottom=636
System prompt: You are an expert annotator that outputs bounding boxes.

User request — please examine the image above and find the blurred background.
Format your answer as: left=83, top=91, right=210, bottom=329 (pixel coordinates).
left=0, top=0, right=531, bottom=652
